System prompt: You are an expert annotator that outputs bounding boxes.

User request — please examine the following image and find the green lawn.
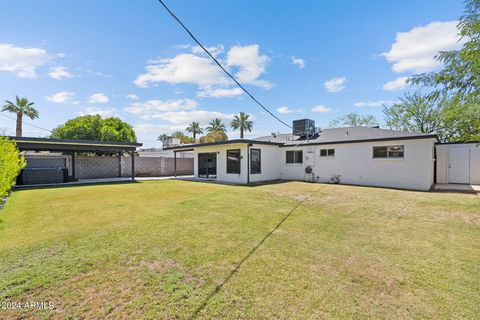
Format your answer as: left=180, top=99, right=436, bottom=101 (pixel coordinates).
left=0, top=180, right=479, bottom=319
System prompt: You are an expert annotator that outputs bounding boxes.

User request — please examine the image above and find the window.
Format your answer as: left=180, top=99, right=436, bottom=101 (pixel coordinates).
left=286, top=150, right=303, bottom=164
left=320, top=149, right=335, bottom=157
left=226, top=149, right=241, bottom=174
left=250, top=149, right=261, bottom=174
left=373, top=145, right=404, bottom=158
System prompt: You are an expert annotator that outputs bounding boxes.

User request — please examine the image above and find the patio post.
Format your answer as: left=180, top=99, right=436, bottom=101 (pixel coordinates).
left=131, top=150, right=135, bottom=181
left=118, top=152, right=122, bottom=177
left=174, top=151, right=177, bottom=177
left=71, top=151, right=76, bottom=181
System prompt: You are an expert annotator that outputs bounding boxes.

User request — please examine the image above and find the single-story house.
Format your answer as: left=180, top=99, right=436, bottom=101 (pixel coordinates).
left=165, top=119, right=442, bottom=191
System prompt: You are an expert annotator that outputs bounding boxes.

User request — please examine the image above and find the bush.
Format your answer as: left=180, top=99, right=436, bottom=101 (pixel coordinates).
left=0, top=137, right=25, bottom=199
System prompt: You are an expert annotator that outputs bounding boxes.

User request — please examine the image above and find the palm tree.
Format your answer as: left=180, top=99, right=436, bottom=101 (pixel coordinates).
left=186, top=121, right=203, bottom=141
left=2, top=96, right=39, bottom=137
left=206, top=118, right=226, bottom=133
left=230, top=112, right=253, bottom=138
left=157, top=133, right=170, bottom=142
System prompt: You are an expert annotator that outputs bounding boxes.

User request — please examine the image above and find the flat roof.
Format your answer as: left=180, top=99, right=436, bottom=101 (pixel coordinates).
left=163, top=139, right=284, bottom=151
left=10, top=136, right=142, bottom=152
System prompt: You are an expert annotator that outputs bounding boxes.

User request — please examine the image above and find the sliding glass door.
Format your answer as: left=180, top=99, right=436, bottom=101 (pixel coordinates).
left=198, top=152, right=217, bottom=178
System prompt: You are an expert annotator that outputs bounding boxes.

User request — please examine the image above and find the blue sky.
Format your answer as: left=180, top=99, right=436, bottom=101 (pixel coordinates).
left=0, top=0, right=465, bottom=147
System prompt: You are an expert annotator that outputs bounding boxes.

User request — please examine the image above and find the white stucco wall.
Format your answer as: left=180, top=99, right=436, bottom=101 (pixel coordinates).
left=248, top=144, right=281, bottom=183
left=192, top=143, right=282, bottom=184
left=279, top=138, right=436, bottom=191
left=436, top=143, right=480, bottom=184
left=191, top=138, right=436, bottom=190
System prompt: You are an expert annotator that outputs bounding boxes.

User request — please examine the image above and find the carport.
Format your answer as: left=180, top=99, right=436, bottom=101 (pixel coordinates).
left=11, top=137, right=142, bottom=183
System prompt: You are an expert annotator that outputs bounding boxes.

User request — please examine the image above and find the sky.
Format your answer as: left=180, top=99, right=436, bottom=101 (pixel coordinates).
left=0, top=0, right=465, bottom=148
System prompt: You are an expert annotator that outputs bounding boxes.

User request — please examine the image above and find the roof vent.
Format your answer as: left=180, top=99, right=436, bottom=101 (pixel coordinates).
left=271, top=132, right=277, bottom=138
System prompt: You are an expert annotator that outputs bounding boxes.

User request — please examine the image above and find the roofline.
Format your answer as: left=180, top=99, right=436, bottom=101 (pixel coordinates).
left=8, top=136, right=142, bottom=147
left=435, top=140, right=479, bottom=145
left=163, top=139, right=284, bottom=150
left=279, top=134, right=438, bottom=147
left=164, top=135, right=438, bottom=150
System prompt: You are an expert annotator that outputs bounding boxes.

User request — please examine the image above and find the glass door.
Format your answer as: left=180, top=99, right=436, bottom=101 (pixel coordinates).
left=198, top=152, right=217, bottom=179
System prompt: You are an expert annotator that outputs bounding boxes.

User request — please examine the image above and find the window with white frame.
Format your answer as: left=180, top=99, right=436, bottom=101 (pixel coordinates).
left=320, top=149, right=335, bottom=157
left=373, top=145, right=404, bottom=158
left=286, top=150, right=303, bottom=164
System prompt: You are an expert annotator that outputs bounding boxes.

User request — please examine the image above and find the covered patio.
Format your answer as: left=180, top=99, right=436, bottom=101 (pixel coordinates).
left=11, top=136, right=142, bottom=184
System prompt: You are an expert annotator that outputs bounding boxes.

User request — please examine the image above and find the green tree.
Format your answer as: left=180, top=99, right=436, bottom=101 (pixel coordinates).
left=0, top=137, right=25, bottom=199
left=186, top=121, right=203, bottom=141
left=172, top=131, right=195, bottom=144
left=383, top=92, right=480, bottom=142
left=51, top=115, right=136, bottom=142
left=1, top=96, right=39, bottom=137
left=157, top=133, right=170, bottom=142
left=206, top=118, right=227, bottom=133
left=408, top=0, right=480, bottom=101
left=199, top=131, right=228, bottom=143
left=383, top=92, right=441, bottom=133
left=329, top=112, right=379, bottom=128
left=230, top=112, right=253, bottom=138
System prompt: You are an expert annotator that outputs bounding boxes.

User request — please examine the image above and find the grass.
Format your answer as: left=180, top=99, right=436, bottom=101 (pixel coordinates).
left=0, top=180, right=479, bottom=319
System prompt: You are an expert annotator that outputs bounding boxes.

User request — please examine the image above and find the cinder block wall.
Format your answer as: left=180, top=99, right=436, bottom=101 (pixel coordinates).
left=75, top=156, right=119, bottom=179
left=121, top=157, right=193, bottom=177
left=24, top=154, right=194, bottom=179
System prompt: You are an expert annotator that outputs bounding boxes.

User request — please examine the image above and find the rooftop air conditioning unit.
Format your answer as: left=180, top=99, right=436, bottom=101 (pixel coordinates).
left=292, top=119, right=316, bottom=138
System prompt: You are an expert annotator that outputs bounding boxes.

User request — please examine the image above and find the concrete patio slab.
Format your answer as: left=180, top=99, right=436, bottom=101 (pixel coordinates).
left=433, top=183, right=480, bottom=193
left=13, top=175, right=194, bottom=189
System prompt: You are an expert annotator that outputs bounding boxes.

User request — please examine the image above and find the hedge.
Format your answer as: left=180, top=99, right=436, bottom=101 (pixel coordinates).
left=0, top=136, right=25, bottom=199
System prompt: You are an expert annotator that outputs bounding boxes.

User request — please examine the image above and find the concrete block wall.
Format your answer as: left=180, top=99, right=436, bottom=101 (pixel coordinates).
left=24, top=154, right=193, bottom=179
left=74, top=156, right=120, bottom=179
left=121, top=157, right=193, bottom=177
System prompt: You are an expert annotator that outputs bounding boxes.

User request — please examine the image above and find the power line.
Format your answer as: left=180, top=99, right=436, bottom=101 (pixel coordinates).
left=156, top=0, right=292, bottom=129
left=0, top=113, right=52, bottom=133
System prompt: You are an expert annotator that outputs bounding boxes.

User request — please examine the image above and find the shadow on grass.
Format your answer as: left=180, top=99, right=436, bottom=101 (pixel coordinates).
left=188, top=185, right=326, bottom=319
left=12, top=180, right=139, bottom=191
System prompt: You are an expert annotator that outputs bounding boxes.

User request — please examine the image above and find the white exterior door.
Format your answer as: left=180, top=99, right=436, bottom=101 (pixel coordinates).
left=448, top=147, right=470, bottom=184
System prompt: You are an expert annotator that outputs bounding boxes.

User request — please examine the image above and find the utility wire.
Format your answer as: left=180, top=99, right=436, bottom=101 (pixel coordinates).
left=0, top=113, right=52, bottom=133
left=156, top=0, right=292, bottom=129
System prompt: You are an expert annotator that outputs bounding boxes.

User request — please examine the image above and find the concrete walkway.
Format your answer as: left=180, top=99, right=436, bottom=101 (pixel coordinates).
left=433, top=183, right=480, bottom=193
left=13, top=175, right=194, bottom=189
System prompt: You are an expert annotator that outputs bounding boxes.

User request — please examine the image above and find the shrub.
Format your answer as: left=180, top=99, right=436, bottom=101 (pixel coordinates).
left=0, top=137, right=25, bottom=199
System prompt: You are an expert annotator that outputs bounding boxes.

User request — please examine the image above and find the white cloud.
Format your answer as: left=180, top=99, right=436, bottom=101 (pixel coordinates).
left=88, top=93, right=109, bottom=104
left=79, top=107, right=118, bottom=118
left=323, top=77, right=346, bottom=93
left=355, top=100, right=399, bottom=108
left=135, top=123, right=186, bottom=133
left=48, top=66, right=74, bottom=80
left=291, top=56, right=305, bottom=69
left=135, top=44, right=272, bottom=96
left=197, top=87, right=243, bottom=98
left=0, top=43, right=50, bottom=78
left=134, top=54, right=228, bottom=88
left=123, top=99, right=198, bottom=118
left=191, top=44, right=224, bottom=57
left=72, top=100, right=80, bottom=105
left=277, top=106, right=302, bottom=114
left=150, top=110, right=236, bottom=124
left=311, top=105, right=331, bottom=113
left=382, top=76, right=409, bottom=91
left=45, top=91, right=75, bottom=103
left=382, top=21, right=463, bottom=73
left=227, top=44, right=271, bottom=88
left=126, top=94, right=139, bottom=100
